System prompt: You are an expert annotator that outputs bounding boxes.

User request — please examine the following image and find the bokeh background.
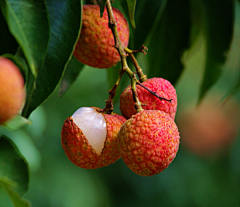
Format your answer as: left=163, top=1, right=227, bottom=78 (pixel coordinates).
left=1, top=35, right=240, bottom=207
left=1, top=0, right=240, bottom=206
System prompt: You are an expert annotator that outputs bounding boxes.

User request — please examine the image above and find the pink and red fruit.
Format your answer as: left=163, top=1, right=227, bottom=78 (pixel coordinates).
left=0, top=57, right=25, bottom=124
left=61, top=107, right=126, bottom=169
left=118, top=110, right=180, bottom=176
left=74, top=5, right=129, bottom=69
left=120, top=77, right=177, bottom=120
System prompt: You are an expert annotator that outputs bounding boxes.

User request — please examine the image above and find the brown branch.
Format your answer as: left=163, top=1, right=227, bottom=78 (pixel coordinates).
left=128, top=53, right=147, bottom=82
left=125, top=45, right=148, bottom=55
left=103, top=69, right=124, bottom=113
left=104, top=0, right=143, bottom=113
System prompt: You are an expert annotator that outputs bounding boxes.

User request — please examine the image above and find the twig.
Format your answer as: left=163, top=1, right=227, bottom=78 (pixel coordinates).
left=129, top=53, right=147, bottom=82
left=136, top=82, right=172, bottom=102
left=103, top=69, right=124, bottom=113
left=105, top=0, right=143, bottom=113
left=125, top=45, right=148, bottom=55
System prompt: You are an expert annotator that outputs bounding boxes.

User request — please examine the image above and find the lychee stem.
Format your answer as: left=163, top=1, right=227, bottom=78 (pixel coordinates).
left=125, top=49, right=147, bottom=83
left=136, top=82, right=173, bottom=102
left=103, top=69, right=124, bottom=114
left=106, top=0, right=126, bottom=58
left=105, top=0, right=169, bottom=112
left=105, top=0, right=144, bottom=112
left=125, top=45, right=148, bottom=55
left=131, top=74, right=144, bottom=113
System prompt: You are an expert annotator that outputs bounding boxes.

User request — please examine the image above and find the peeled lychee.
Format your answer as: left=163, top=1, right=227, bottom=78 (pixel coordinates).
left=118, top=110, right=180, bottom=176
left=120, top=78, right=177, bottom=120
left=0, top=57, right=26, bottom=124
left=74, top=5, right=129, bottom=68
left=61, top=107, right=126, bottom=169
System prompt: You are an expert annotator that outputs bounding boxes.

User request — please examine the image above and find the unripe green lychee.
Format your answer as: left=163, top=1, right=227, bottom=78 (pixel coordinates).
left=118, top=110, right=180, bottom=176
left=0, top=57, right=25, bottom=124
left=120, top=77, right=177, bottom=120
left=74, top=5, right=129, bottom=68
left=61, top=107, right=126, bottom=169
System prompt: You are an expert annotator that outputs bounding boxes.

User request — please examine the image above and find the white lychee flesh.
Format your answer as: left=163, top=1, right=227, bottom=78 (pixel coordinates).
left=72, top=107, right=107, bottom=155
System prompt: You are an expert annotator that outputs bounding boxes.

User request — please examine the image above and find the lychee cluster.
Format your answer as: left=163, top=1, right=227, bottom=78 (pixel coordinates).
left=62, top=4, right=180, bottom=177
left=61, top=77, right=180, bottom=177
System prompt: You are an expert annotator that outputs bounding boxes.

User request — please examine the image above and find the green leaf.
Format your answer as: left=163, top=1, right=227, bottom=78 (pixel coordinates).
left=0, top=0, right=49, bottom=77
left=147, top=0, right=191, bottom=85
left=5, top=187, right=30, bottom=207
left=0, top=9, right=18, bottom=55
left=59, top=56, right=85, bottom=97
left=198, top=0, right=234, bottom=102
left=97, top=0, right=107, bottom=17
left=0, top=136, right=29, bottom=196
left=126, top=0, right=137, bottom=28
left=223, top=0, right=240, bottom=97
left=129, top=0, right=167, bottom=49
left=22, top=0, right=82, bottom=118
left=2, top=115, right=32, bottom=131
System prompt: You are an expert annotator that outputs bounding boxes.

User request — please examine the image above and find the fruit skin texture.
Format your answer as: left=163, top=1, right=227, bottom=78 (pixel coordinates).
left=120, top=77, right=177, bottom=120
left=118, top=110, right=180, bottom=176
left=74, top=5, right=129, bottom=68
left=0, top=57, right=25, bottom=124
left=61, top=109, right=126, bottom=169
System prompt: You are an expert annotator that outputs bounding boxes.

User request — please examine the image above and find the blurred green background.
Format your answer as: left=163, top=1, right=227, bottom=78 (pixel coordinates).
left=1, top=33, right=240, bottom=206
left=1, top=0, right=240, bottom=206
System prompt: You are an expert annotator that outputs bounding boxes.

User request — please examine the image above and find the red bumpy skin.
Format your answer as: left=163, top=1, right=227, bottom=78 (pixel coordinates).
left=118, top=110, right=180, bottom=176
left=0, top=57, right=25, bottom=124
left=61, top=110, right=126, bottom=169
left=74, top=5, right=129, bottom=68
left=120, top=77, right=177, bottom=119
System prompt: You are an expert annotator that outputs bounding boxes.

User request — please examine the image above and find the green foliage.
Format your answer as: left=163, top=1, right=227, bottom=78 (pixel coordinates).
left=3, top=116, right=32, bottom=131
left=125, top=0, right=168, bottom=49
left=0, top=0, right=240, bottom=206
left=21, top=0, right=82, bottom=118
left=146, top=0, right=191, bottom=85
left=2, top=186, right=30, bottom=207
left=59, top=56, right=85, bottom=97
left=0, top=136, right=29, bottom=206
left=198, top=0, right=234, bottom=102
left=0, top=0, right=49, bottom=77
left=97, top=0, right=107, bottom=17
left=126, top=0, right=137, bottom=28
left=0, top=11, right=18, bottom=55
left=0, top=0, right=238, bottom=118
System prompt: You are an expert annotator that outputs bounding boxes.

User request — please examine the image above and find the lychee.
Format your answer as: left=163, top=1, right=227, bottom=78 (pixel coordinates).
left=61, top=107, right=126, bottom=169
left=0, top=57, right=26, bottom=124
left=120, top=77, right=177, bottom=120
left=118, top=110, right=180, bottom=176
left=74, top=5, right=129, bottom=68
left=178, top=98, right=240, bottom=158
